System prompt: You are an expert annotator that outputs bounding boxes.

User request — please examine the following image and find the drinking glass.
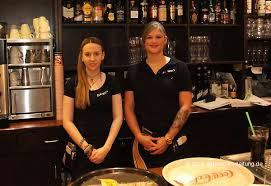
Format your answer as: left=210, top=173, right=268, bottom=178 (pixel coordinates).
left=248, top=126, right=269, bottom=164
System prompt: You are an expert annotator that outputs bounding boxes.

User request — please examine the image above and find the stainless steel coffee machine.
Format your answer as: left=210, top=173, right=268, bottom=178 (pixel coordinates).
left=6, top=39, right=54, bottom=120
left=0, top=39, right=9, bottom=119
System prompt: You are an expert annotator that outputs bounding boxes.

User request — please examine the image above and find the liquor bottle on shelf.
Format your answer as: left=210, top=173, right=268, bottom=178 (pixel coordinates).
left=195, top=66, right=203, bottom=101
left=176, top=0, right=184, bottom=24
left=140, top=0, right=148, bottom=24
left=116, top=0, right=125, bottom=23
left=158, top=0, right=167, bottom=24
left=266, top=0, right=271, bottom=15
left=74, top=0, right=83, bottom=23
left=82, top=0, right=94, bottom=23
left=208, top=0, right=216, bottom=24
left=168, top=0, right=176, bottom=24
left=202, top=66, right=209, bottom=98
left=93, top=0, right=104, bottom=23
left=230, top=0, right=236, bottom=24
left=63, top=0, right=75, bottom=23
left=190, top=0, right=198, bottom=24
left=104, top=0, right=115, bottom=23
left=149, top=0, right=158, bottom=22
left=214, top=0, right=221, bottom=24
left=201, top=0, right=209, bottom=24
left=129, top=0, right=139, bottom=23
left=220, top=0, right=230, bottom=24
left=247, top=0, right=252, bottom=15
left=258, top=0, right=266, bottom=16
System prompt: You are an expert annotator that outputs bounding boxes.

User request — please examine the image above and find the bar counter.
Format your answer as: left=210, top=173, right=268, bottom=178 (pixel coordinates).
left=0, top=105, right=270, bottom=186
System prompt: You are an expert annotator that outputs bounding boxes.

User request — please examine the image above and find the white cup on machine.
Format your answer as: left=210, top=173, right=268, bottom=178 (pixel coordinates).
left=20, top=24, right=34, bottom=39
left=9, top=25, right=20, bottom=39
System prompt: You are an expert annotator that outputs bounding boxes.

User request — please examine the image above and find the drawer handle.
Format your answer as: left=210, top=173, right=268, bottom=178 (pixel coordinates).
left=44, top=139, right=59, bottom=143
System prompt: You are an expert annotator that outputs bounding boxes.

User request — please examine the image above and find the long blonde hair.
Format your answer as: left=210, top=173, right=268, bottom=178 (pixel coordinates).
left=75, top=37, right=104, bottom=109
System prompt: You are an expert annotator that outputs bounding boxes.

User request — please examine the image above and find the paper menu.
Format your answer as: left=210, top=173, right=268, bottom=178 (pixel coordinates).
left=193, top=98, right=231, bottom=110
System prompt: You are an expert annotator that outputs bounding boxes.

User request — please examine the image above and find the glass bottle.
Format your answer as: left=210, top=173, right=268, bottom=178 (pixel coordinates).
left=208, top=0, right=216, bottom=24
left=149, top=0, right=158, bottom=22
left=258, top=0, right=266, bottom=16
left=93, top=0, right=104, bottom=23
left=129, top=0, right=139, bottom=23
left=220, top=0, right=229, bottom=24
left=195, top=66, right=203, bottom=101
left=116, top=0, right=125, bottom=23
left=214, top=0, right=221, bottom=24
left=74, top=0, right=83, bottom=23
left=247, top=0, right=252, bottom=15
left=140, top=0, right=148, bottom=24
left=104, top=0, right=115, bottom=23
left=168, top=0, right=176, bottom=24
left=190, top=0, right=198, bottom=24
left=201, top=0, right=209, bottom=24
left=82, top=0, right=94, bottom=23
left=230, top=0, right=236, bottom=24
left=63, top=0, right=75, bottom=23
left=158, top=0, right=167, bottom=24
left=176, top=0, right=184, bottom=24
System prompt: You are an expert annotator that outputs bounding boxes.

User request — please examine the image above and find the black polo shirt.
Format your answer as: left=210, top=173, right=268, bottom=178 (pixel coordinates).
left=125, top=58, right=192, bottom=135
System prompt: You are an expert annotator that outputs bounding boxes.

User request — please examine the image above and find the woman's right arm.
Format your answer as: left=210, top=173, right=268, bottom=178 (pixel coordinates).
left=124, top=91, right=157, bottom=150
left=63, top=95, right=89, bottom=151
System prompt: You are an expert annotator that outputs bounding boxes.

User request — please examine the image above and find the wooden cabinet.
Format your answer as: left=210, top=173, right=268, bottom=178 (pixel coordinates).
left=0, top=125, right=66, bottom=186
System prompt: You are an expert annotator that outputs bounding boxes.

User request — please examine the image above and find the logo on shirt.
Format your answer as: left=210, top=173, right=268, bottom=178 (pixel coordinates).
left=97, top=90, right=109, bottom=97
left=161, top=68, right=175, bottom=74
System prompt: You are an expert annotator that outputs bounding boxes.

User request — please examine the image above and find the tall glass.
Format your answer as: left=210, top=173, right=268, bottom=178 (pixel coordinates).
left=248, top=126, right=269, bottom=164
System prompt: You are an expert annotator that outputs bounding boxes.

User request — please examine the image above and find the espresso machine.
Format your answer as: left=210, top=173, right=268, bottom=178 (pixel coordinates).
left=0, top=38, right=9, bottom=119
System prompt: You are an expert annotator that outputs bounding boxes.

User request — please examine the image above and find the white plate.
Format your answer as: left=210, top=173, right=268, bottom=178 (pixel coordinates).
left=162, top=157, right=255, bottom=186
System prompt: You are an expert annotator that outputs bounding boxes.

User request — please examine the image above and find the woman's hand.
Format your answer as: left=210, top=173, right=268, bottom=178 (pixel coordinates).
left=137, top=134, right=158, bottom=151
left=149, top=137, right=169, bottom=155
left=88, top=146, right=110, bottom=164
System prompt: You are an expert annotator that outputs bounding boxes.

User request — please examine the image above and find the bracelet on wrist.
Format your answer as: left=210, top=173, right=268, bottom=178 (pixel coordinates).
left=84, top=144, right=94, bottom=157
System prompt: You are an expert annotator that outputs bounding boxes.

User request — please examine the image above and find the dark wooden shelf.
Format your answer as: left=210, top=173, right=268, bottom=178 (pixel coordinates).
left=189, top=24, right=241, bottom=27
left=186, top=60, right=244, bottom=65
left=127, top=23, right=187, bottom=27
left=62, top=23, right=126, bottom=28
left=247, top=38, right=271, bottom=42
left=247, top=14, right=271, bottom=19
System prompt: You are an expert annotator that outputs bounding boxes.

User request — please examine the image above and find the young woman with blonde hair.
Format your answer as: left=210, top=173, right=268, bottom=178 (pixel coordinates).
left=63, top=37, right=123, bottom=179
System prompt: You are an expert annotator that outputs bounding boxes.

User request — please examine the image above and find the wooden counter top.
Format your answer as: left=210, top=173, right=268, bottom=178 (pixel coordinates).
left=0, top=119, right=63, bottom=132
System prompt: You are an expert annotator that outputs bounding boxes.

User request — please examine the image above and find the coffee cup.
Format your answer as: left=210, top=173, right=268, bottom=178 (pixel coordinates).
left=37, top=32, right=52, bottom=39
left=9, top=25, right=20, bottom=39
left=248, top=126, right=269, bottom=164
left=20, top=24, right=34, bottom=39
left=9, top=70, right=21, bottom=86
left=10, top=46, right=23, bottom=64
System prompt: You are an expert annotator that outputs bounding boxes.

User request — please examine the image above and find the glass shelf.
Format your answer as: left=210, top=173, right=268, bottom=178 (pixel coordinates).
left=9, top=85, right=51, bottom=90
left=8, top=62, right=51, bottom=67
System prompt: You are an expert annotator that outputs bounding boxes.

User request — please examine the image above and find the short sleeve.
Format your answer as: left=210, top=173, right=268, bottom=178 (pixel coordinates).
left=111, top=76, right=121, bottom=95
left=176, top=62, right=192, bottom=92
left=64, top=76, right=76, bottom=98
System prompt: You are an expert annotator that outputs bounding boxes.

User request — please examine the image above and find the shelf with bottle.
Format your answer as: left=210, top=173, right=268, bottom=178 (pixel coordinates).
left=62, top=23, right=126, bottom=28
left=187, top=60, right=244, bottom=65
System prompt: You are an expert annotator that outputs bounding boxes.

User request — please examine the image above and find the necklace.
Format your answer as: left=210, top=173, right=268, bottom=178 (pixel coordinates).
left=87, top=72, right=101, bottom=89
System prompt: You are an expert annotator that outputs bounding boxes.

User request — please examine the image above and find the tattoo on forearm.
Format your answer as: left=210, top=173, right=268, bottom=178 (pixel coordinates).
left=171, top=107, right=190, bottom=130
